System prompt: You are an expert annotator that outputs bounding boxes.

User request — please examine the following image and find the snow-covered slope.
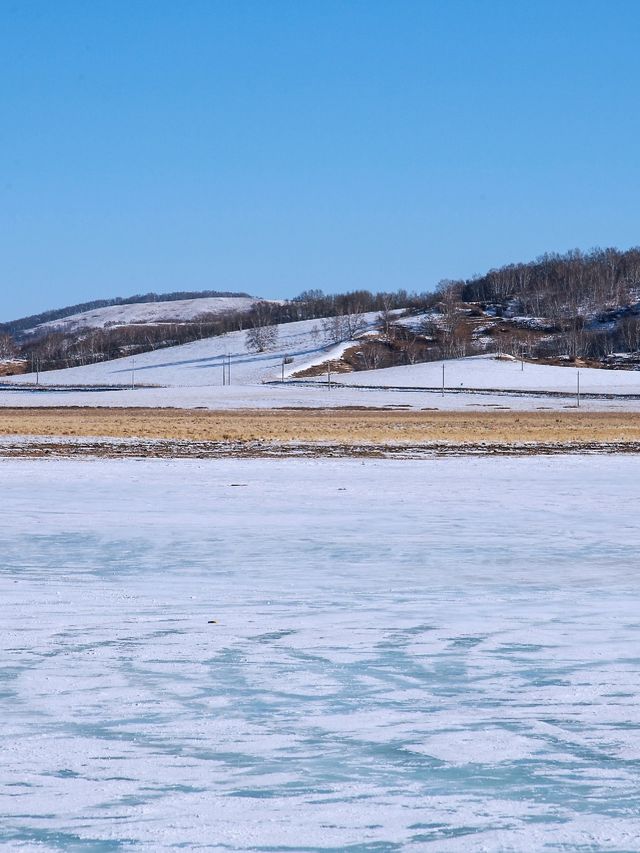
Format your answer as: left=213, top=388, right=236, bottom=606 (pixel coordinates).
left=335, top=355, right=640, bottom=395
left=26, top=296, right=264, bottom=335
left=8, top=316, right=378, bottom=388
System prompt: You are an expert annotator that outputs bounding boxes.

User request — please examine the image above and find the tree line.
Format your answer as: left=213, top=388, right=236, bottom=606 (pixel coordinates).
left=459, top=246, right=640, bottom=318
left=434, top=246, right=640, bottom=361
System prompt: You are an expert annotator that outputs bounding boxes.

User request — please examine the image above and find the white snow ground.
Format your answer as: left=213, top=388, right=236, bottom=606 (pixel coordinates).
left=2, top=455, right=640, bottom=851
left=4, top=313, right=640, bottom=410
left=2, top=381, right=640, bottom=412
left=337, top=353, right=640, bottom=395
left=25, top=296, right=264, bottom=334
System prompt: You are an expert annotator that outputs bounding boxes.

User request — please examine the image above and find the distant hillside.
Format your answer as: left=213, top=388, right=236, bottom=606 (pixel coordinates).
left=4, top=248, right=640, bottom=378
left=448, top=246, right=640, bottom=363
left=3, top=289, right=427, bottom=374
left=24, top=296, right=265, bottom=337
left=1, top=290, right=253, bottom=336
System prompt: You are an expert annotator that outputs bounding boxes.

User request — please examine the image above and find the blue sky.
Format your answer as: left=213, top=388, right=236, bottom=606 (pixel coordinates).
left=2, top=0, right=639, bottom=319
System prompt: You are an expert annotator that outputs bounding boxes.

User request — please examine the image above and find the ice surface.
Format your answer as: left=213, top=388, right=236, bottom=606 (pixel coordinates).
left=2, top=456, right=640, bottom=850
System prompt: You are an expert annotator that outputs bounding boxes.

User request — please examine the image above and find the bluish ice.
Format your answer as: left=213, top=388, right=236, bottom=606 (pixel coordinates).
left=1, top=456, right=640, bottom=851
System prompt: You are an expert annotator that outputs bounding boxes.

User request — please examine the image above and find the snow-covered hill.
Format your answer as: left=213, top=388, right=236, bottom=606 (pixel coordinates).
left=8, top=315, right=379, bottom=388
left=25, top=296, right=264, bottom=335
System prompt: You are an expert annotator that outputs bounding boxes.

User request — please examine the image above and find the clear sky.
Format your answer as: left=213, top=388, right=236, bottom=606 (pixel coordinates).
left=2, top=0, right=639, bottom=320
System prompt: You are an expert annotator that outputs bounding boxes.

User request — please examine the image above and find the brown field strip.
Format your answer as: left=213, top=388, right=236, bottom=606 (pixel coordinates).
left=1, top=407, right=640, bottom=446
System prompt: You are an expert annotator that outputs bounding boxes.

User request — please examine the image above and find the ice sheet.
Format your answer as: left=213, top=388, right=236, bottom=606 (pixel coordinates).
left=2, top=456, right=640, bottom=850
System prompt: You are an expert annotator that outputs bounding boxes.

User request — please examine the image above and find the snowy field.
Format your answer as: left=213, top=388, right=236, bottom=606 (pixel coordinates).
left=5, top=382, right=638, bottom=412
left=337, top=354, right=640, bottom=395
left=2, top=456, right=640, bottom=850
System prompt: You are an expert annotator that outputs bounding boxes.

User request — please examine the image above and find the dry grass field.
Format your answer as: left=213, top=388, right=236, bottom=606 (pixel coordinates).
left=1, top=407, right=640, bottom=448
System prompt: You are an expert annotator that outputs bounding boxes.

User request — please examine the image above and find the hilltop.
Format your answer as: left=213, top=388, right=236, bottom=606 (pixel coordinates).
left=18, top=296, right=264, bottom=337
left=0, top=290, right=254, bottom=336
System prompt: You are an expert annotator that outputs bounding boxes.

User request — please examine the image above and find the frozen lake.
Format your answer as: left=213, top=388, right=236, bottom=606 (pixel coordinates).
left=2, top=456, right=640, bottom=851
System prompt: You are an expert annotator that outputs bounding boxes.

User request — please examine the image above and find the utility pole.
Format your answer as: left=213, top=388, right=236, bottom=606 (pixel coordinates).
left=577, top=370, right=580, bottom=408
left=328, top=361, right=332, bottom=390
left=281, top=358, right=285, bottom=383
left=222, top=358, right=226, bottom=386
left=227, top=353, right=231, bottom=386
left=131, top=357, right=135, bottom=390
left=441, top=363, right=445, bottom=397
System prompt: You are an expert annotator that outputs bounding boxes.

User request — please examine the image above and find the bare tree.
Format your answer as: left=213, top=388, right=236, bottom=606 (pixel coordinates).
left=400, top=338, right=429, bottom=364
left=245, top=323, right=278, bottom=353
left=377, top=305, right=397, bottom=342
left=619, top=316, right=640, bottom=353
left=357, top=341, right=390, bottom=370
left=322, top=312, right=367, bottom=344
left=0, top=333, right=18, bottom=360
left=309, top=324, right=321, bottom=346
left=243, top=300, right=280, bottom=352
